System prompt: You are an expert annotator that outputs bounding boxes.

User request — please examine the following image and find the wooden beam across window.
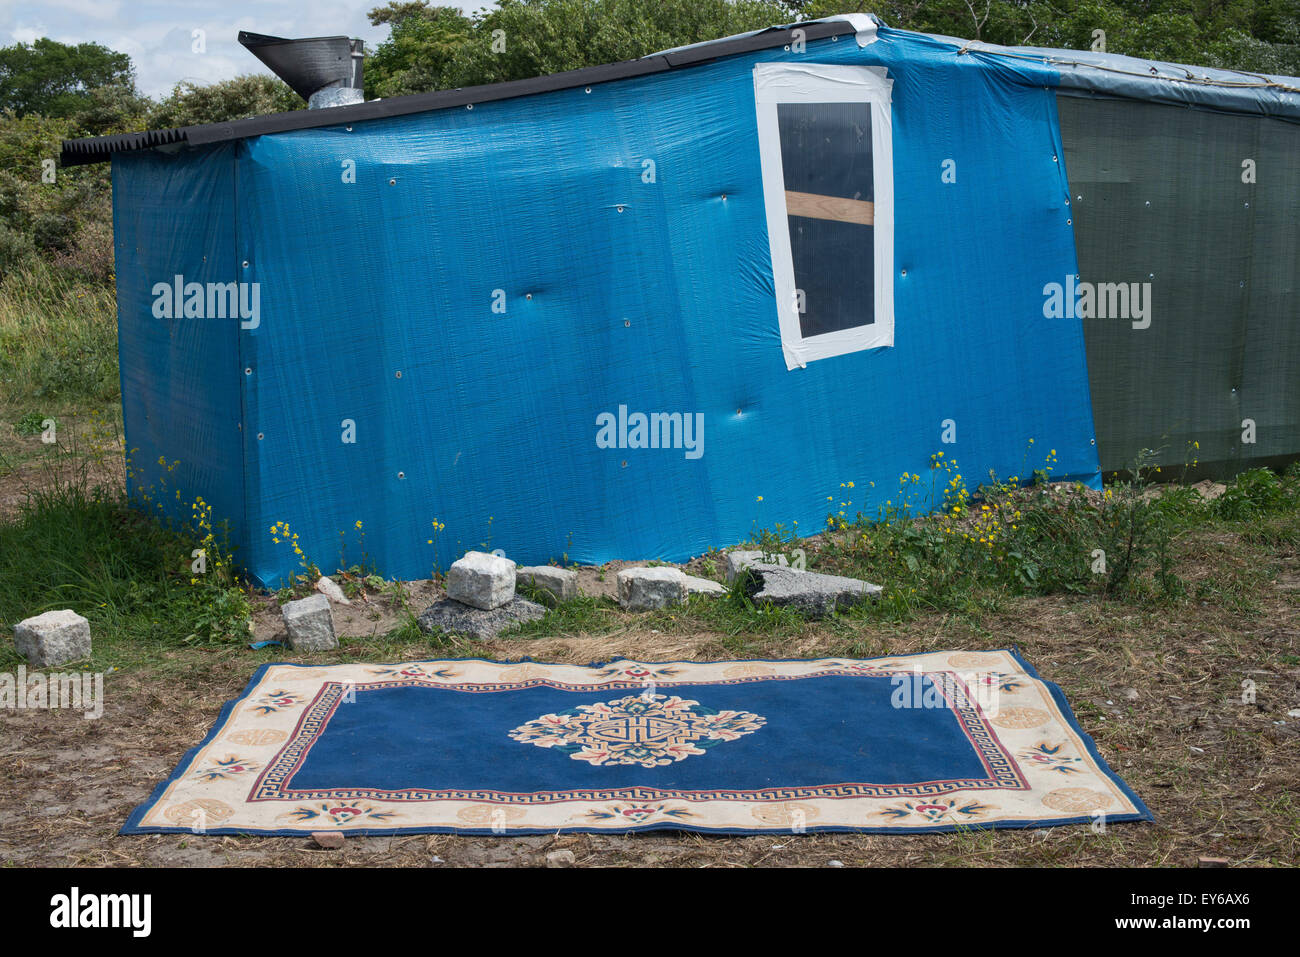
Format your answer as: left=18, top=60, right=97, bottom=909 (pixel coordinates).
left=784, top=190, right=874, bottom=226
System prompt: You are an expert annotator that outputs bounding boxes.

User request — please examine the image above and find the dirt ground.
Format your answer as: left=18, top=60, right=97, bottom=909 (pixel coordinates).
left=2, top=579, right=1297, bottom=867
left=1, top=420, right=1297, bottom=867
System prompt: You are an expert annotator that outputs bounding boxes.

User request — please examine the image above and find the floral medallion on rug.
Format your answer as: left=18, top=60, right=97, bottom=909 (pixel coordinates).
left=123, top=649, right=1151, bottom=835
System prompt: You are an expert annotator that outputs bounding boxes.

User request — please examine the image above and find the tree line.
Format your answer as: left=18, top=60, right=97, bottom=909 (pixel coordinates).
left=1, top=0, right=1295, bottom=283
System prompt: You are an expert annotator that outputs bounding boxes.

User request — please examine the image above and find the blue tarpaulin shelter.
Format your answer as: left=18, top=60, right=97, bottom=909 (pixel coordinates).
left=62, top=15, right=1300, bottom=587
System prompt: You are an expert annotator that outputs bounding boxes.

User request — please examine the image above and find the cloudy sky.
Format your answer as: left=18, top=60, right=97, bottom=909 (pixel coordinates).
left=0, top=0, right=476, bottom=98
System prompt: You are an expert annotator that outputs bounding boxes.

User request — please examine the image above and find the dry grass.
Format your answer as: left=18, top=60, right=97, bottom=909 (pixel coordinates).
left=1, top=415, right=1297, bottom=867
left=1, top=553, right=1296, bottom=868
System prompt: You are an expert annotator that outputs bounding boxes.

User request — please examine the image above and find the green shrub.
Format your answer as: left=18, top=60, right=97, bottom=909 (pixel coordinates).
left=1214, top=467, right=1293, bottom=520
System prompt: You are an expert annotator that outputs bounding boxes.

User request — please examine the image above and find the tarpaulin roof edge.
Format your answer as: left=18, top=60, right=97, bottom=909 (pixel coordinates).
left=60, top=19, right=856, bottom=166
left=61, top=17, right=1300, bottom=167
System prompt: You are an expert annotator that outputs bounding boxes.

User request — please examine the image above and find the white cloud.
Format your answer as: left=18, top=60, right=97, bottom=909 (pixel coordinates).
left=0, top=0, right=405, bottom=99
left=10, top=24, right=47, bottom=44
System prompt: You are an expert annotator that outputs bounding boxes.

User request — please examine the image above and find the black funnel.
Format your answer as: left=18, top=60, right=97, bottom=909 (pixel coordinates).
left=238, top=31, right=363, bottom=102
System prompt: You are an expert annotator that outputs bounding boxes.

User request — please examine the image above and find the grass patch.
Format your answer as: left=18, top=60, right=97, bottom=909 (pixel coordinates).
left=0, top=261, right=119, bottom=407
left=0, top=478, right=251, bottom=674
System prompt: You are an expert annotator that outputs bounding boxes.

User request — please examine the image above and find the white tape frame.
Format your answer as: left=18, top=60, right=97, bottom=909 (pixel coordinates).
left=754, top=63, right=894, bottom=370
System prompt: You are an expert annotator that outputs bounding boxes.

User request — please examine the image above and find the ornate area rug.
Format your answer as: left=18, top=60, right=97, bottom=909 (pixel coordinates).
left=123, top=650, right=1151, bottom=835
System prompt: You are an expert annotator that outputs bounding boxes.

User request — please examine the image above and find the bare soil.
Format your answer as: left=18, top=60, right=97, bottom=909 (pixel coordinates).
left=2, top=580, right=1297, bottom=867
left=2, top=420, right=1297, bottom=867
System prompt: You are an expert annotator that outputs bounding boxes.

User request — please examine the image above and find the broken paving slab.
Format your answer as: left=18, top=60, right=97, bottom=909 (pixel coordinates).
left=742, top=564, right=881, bottom=617
left=417, top=596, right=546, bottom=640
left=725, top=549, right=790, bottom=583
left=684, top=574, right=727, bottom=595
left=617, top=567, right=688, bottom=610
left=516, top=565, right=579, bottom=601
left=314, top=575, right=351, bottom=605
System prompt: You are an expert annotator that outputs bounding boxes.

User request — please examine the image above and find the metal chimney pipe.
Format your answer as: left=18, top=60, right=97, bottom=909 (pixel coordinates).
left=238, top=31, right=365, bottom=109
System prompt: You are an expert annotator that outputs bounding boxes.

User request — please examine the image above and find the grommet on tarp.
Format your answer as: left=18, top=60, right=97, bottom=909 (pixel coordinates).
left=398, top=471, right=406, bottom=479
left=395, top=370, right=402, bottom=378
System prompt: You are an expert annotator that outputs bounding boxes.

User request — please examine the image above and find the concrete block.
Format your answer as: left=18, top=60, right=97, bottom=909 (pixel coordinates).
left=516, top=565, right=579, bottom=602
left=447, top=551, right=516, bottom=610
left=12, top=609, right=91, bottom=668
left=617, top=567, right=688, bottom=611
left=282, top=594, right=338, bottom=651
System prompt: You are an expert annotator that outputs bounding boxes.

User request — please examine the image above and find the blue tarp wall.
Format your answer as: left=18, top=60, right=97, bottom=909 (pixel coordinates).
left=113, top=26, right=1101, bottom=587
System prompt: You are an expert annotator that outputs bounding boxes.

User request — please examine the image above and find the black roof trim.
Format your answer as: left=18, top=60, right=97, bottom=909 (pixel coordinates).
left=61, top=20, right=855, bottom=166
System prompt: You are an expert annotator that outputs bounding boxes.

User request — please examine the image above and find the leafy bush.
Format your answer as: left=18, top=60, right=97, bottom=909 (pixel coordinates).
left=14, top=411, right=49, bottom=435
left=810, top=446, right=1223, bottom=612
left=1214, top=467, right=1295, bottom=520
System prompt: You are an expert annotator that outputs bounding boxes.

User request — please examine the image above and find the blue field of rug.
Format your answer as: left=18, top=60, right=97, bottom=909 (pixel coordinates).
left=123, top=650, right=1152, bottom=835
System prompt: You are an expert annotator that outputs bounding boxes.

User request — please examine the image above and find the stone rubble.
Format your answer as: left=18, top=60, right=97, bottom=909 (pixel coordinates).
left=617, top=567, right=688, bottom=610
left=446, top=551, right=517, bottom=610
left=741, top=563, right=881, bottom=617
left=282, top=594, right=338, bottom=651
left=417, top=596, right=546, bottom=640
left=516, top=565, right=580, bottom=602
left=12, top=609, right=91, bottom=668
left=725, top=549, right=790, bottom=583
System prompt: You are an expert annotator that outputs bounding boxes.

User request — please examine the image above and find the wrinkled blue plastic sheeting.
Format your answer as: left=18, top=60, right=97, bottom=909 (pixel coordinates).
left=113, top=144, right=248, bottom=558
left=112, top=26, right=1099, bottom=587
left=924, top=32, right=1300, bottom=122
